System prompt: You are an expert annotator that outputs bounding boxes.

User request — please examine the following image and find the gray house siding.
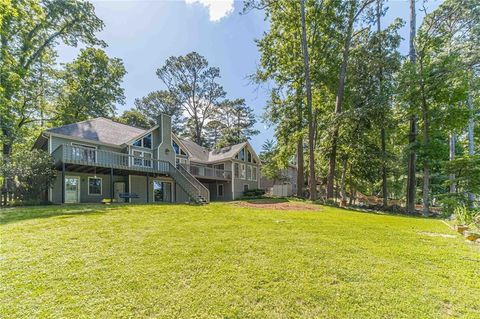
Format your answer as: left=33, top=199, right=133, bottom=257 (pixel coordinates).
left=50, top=172, right=126, bottom=204
left=50, top=135, right=121, bottom=154
left=207, top=181, right=232, bottom=201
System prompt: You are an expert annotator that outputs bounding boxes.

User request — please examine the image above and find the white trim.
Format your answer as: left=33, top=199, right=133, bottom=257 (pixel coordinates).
left=48, top=136, right=52, bottom=154
left=88, top=177, right=103, bottom=196
left=64, top=176, right=81, bottom=204
left=152, top=179, right=173, bottom=203
left=132, top=150, right=153, bottom=168
left=71, top=142, right=97, bottom=149
left=123, top=126, right=159, bottom=146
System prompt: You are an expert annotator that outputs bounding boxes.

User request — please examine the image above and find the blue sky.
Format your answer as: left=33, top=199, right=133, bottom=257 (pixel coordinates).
left=58, top=0, right=443, bottom=153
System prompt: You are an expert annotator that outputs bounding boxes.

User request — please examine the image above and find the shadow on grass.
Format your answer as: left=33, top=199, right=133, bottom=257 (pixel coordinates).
left=242, top=198, right=290, bottom=204
left=0, top=204, right=110, bottom=225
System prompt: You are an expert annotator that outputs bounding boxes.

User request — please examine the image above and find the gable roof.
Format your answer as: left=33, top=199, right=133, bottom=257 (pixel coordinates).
left=176, top=137, right=252, bottom=163
left=43, top=117, right=258, bottom=162
left=46, top=117, right=146, bottom=146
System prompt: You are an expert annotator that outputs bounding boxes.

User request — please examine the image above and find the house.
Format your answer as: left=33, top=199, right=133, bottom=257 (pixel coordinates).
left=260, top=164, right=299, bottom=196
left=33, top=114, right=261, bottom=204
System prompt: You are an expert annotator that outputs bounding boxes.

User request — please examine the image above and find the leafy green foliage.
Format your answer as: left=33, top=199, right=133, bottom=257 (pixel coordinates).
left=0, top=149, right=56, bottom=202
left=116, top=109, right=150, bottom=129
left=54, top=47, right=126, bottom=124
left=133, top=90, right=185, bottom=133
left=156, top=52, right=226, bottom=146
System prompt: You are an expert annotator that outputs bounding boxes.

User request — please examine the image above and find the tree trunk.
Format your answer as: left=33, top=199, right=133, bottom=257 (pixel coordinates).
left=406, top=0, right=417, bottom=213
left=326, top=6, right=355, bottom=199
left=340, top=157, right=348, bottom=207
left=300, top=0, right=316, bottom=201
left=297, top=139, right=304, bottom=197
left=449, top=132, right=456, bottom=193
left=420, top=62, right=429, bottom=217
left=377, top=1, right=388, bottom=207
left=467, top=89, right=476, bottom=204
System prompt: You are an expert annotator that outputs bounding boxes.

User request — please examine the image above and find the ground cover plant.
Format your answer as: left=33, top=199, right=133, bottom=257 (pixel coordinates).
left=1, top=201, right=479, bottom=318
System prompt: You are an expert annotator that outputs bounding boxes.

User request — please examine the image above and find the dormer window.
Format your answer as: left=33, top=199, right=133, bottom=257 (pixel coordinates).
left=133, top=133, right=152, bottom=149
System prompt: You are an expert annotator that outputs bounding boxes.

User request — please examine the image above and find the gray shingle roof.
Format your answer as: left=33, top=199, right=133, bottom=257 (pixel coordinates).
left=178, top=137, right=246, bottom=163
left=46, top=117, right=249, bottom=161
left=46, top=117, right=146, bottom=146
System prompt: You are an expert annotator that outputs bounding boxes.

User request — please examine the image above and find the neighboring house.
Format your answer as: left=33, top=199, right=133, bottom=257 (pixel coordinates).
left=33, top=114, right=261, bottom=204
left=260, top=164, right=298, bottom=196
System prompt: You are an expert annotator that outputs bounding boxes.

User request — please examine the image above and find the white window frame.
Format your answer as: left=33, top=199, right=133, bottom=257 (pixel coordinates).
left=71, top=142, right=97, bottom=163
left=243, top=184, right=249, bottom=192
left=217, top=184, right=224, bottom=197
left=88, top=177, right=102, bottom=196
left=246, top=165, right=252, bottom=180
left=234, top=163, right=240, bottom=178
left=132, top=150, right=153, bottom=168
left=252, top=166, right=257, bottom=181
left=132, top=133, right=153, bottom=149
left=240, top=164, right=246, bottom=179
left=65, top=175, right=81, bottom=203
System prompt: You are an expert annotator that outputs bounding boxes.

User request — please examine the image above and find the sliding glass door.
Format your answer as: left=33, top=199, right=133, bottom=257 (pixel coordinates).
left=153, top=181, right=172, bottom=202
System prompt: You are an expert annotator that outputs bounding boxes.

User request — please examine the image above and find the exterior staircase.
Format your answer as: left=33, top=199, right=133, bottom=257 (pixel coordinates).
left=168, top=163, right=210, bottom=204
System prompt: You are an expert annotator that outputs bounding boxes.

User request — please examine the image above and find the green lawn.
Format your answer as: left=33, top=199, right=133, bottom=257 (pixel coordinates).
left=1, top=202, right=479, bottom=318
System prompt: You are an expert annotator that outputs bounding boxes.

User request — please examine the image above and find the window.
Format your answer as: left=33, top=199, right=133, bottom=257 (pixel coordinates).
left=214, top=164, right=224, bottom=170
left=253, top=167, right=257, bottom=181
left=239, top=148, right=245, bottom=161
left=247, top=150, right=252, bottom=163
left=243, top=184, right=249, bottom=192
left=88, top=177, right=102, bottom=195
left=234, top=163, right=239, bottom=178
left=240, top=164, right=246, bottom=179
left=172, top=141, right=180, bottom=154
left=246, top=165, right=252, bottom=180
left=143, top=134, right=152, bottom=148
left=132, top=133, right=152, bottom=149
left=217, top=184, right=224, bottom=197
left=133, top=150, right=152, bottom=167
left=71, top=143, right=96, bottom=163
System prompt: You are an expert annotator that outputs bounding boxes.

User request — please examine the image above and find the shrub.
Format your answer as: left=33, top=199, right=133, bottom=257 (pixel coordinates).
left=242, top=189, right=266, bottom=197
left=454, top=205, right=480, bottom=227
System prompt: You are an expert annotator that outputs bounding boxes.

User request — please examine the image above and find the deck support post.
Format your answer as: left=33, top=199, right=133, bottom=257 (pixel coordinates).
left=146, top=174, right=150, bottom=203
left=61, top=162, right=65, bottom=204
left=110, top=168, right=114, bottom=203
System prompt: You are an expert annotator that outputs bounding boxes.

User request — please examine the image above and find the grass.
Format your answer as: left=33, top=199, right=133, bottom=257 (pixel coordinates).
left=1, top=201, right=479, bottom=318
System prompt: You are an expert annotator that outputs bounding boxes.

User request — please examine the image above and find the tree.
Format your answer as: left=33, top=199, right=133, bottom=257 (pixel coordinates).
left=259, top=139, right=283, bottom=185
left=1, top=0, right=105, bottom=204
left=156, top=52, right=226, bottom=145
left=300, top=0, right=316, bottom=200
left=212, top=99, right=259, bottom=148
left=326, top=0, right=376, bottom=199
left=117, top=109, right=150, bottom=129
left=134, top=90, right=185, bottom=133
left=54, top=47, right=126, bottom=125
left=0, top=149, right=56, bottom=203
left=405, top=0, right=417, bottom=213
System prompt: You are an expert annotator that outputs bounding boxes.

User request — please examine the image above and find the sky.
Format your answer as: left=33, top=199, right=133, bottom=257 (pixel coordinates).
left=57, top=0, right=443, bottom=153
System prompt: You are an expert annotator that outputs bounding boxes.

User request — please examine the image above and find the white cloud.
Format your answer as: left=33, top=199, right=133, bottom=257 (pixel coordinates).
left=185, top=0, right=234, bottom=22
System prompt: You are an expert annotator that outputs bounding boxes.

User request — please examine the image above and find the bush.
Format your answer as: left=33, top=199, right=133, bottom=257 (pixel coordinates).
left=242, top=189, right=266, bottom=197
left=454, top=205, right=480, bottom=228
